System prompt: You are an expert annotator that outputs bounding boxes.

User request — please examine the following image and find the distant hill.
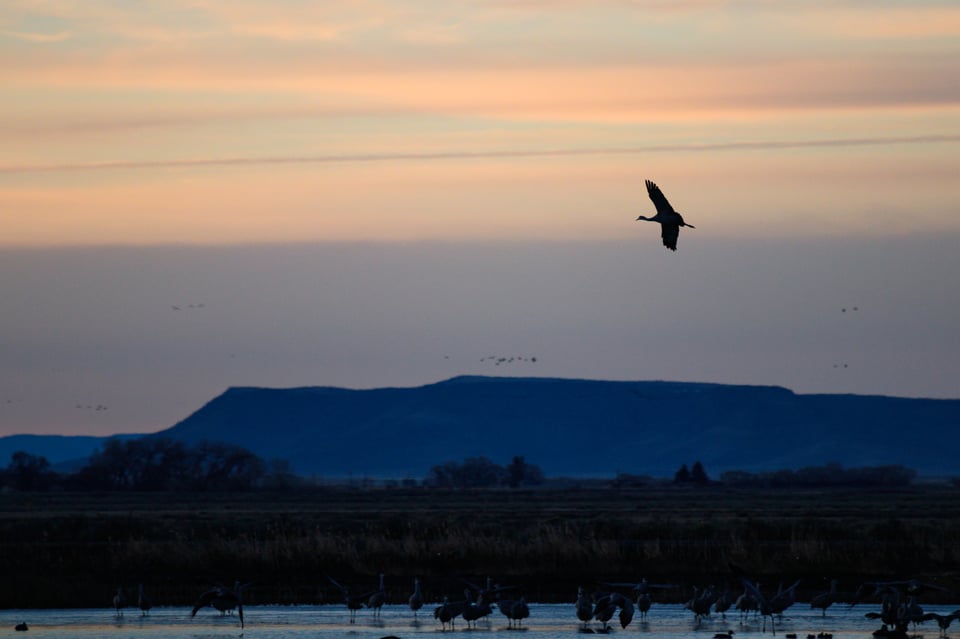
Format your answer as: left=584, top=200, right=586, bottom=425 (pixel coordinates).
left=0, top=433, right=138, bottom=472
left=3, top=376, right=957, bottom=479
left=155, top=376, right=959, bottom=478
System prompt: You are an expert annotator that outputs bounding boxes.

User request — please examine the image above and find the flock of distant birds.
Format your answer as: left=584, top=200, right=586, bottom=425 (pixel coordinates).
left=0, top=179, right=870, bottom=420
left=94, top=574, right=958, bottom=637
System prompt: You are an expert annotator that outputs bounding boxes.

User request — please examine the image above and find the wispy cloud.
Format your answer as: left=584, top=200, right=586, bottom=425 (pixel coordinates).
left=3, top=134, right=958, bottom=175
left=1, top=29, right=71, bottom=43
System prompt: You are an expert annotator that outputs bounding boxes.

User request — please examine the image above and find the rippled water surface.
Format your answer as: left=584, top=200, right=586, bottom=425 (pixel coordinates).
left=1, top=603, right=953, bottom=639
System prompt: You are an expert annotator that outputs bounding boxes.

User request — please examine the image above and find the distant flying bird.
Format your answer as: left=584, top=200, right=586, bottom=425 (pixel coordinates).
left=636, top=179, right=696, bottom=251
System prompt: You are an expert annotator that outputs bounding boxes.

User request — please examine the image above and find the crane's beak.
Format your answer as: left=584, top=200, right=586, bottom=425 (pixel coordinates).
left=686, top=224, right=696, bottom=229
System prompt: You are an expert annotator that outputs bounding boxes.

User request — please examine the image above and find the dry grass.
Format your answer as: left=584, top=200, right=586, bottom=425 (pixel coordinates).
left=1, top=485, right=959, bottom=608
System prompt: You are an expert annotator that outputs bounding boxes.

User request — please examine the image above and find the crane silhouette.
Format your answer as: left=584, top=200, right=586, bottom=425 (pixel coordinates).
left=810, top=579, right=839, bottom=616
left=112, top=586, right=126, bottom=617
left=137, top=584, right=152, bottom=616
left=462, top=588, right=495, bottom=628
left=408, top=577, right=424, bottom=618
left=191, top=581, right=246, bottom=630
left=366, top=573, right=386, bottom=618
left=328, top=576, right=373, bottom=624
left=434, top=595, right=466, bottom=630
left=636, top=179, right=696, bottom=251
left=576, top=587, right=593, bottom=629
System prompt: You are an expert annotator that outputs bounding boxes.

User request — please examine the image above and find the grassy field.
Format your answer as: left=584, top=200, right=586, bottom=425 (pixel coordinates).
left=1, top=484, right=959, bottom=609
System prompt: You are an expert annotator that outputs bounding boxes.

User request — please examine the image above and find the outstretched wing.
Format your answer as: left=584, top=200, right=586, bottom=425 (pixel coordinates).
left=645, top=180, right=675, bottom=215
left=191, top=589, right=217, bottom=617
left=661, top=223, right=679, bottom=251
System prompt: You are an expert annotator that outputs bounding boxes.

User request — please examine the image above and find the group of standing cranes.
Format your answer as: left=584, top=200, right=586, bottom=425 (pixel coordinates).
left=328, top=574, right=530, bottom=629
left=114, top=574, right=955, bottom=636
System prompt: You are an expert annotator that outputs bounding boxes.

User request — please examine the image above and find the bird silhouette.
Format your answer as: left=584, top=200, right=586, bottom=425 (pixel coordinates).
left=366, top=573, right=386, bottom=618
left=137, top=584, right=152, bottom=616
left=685, top=586, right=716, bottom=627
left=714, top=587, right=734, bottom=619
left=920, top=611, right=960, bottom=637
left=592, top=593, right=618, bottom=631
left=506, top=595, right=530, bottom=628
left=434, top=595, right=466, bottom=630
left=769, top=580, right=801, bottom=617
left=734, top=587, right=759, bottom=621
left=616, top=594, right=635, bottom=629
left=462, top=588, right=495, bottom=628
left=810, top=579, right=839, bottom=616
left=636, top=179, right=696, bottom=251
left=112, top=586, right=126, bottom=617
left=576, top=587, right=594, bottom=629
left=733, top=572, right=782, bottom=634
left=328, top=576, right=373, bottom=624
left=408, top=577, right=424, bottom=618
left=191, top=581, right=246, bottom=629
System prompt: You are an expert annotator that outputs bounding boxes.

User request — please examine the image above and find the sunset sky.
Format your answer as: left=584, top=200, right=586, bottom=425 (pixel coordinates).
left=2, top=1, right=959, bottom=437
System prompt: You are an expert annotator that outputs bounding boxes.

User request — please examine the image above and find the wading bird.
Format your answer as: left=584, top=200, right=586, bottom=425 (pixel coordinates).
left=328, top=576, right=372, bottom=624
left=367, top=573, right=386, bottom=618
left=409, top=578, right=424, bottom=618
left=576, top=587, right=594, bottom=629
left=112, top=587, right=126, bottom=617
left=191, top=581, right=246, bottom=630
left=734, top=573, right=781, bottom=634
left=810, top=580, right=839, bottom=616
left=636, top=179, right=696, bottom=251
left=920, top=611, right=960, bottom=637
left=507, top=596, right=530, bottom=628
left=434, top=595, right=465, bottom=630
left=462, top=589, right=495, bottom=628
left=137, top=584, right=152, bottom=616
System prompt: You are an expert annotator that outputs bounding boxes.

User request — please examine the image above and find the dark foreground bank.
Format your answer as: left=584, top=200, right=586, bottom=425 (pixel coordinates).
left=1, top=485, right=958, bottom=608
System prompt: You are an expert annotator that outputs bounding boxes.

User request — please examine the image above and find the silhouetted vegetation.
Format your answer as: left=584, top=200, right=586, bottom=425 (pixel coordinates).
left=719, top=462, right=917, bottom=488
left=673, top=460, right=710, bottom=484
left=425, top=455, right=544, bottom=489
left=69, top=437, right=267, bottom=491
left=0, top=439, right=304, bottom=493
left=1, top=451, right=57, bottom=491
left=1, top=485, right=959, bottom=609
left=0, top=442, right=927, bottom=495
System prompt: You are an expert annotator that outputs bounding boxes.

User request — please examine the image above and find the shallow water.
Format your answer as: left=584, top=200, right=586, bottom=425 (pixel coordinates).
left=0, top=603, right=953, bottom=639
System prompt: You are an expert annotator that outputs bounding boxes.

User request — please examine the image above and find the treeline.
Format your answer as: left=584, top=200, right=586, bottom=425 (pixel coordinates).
left=425, top=455, right=545, bottom=489
left=0, top=438, right=300, bottom=492
left=719, top=462, right=917, bottom=488
left=0, top=442, right=923, bottom=493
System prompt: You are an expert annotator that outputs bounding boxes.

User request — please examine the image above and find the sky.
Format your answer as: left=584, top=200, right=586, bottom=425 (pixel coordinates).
left=1, top=0, right=959, bottom=437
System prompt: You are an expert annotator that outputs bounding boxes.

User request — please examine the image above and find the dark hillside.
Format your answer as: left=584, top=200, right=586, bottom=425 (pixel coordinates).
left=156, top=376, right=960, bottom=478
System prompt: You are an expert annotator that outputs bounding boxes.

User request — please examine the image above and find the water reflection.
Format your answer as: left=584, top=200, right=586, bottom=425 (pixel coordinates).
left=0, top=603, right=955, bottom=639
